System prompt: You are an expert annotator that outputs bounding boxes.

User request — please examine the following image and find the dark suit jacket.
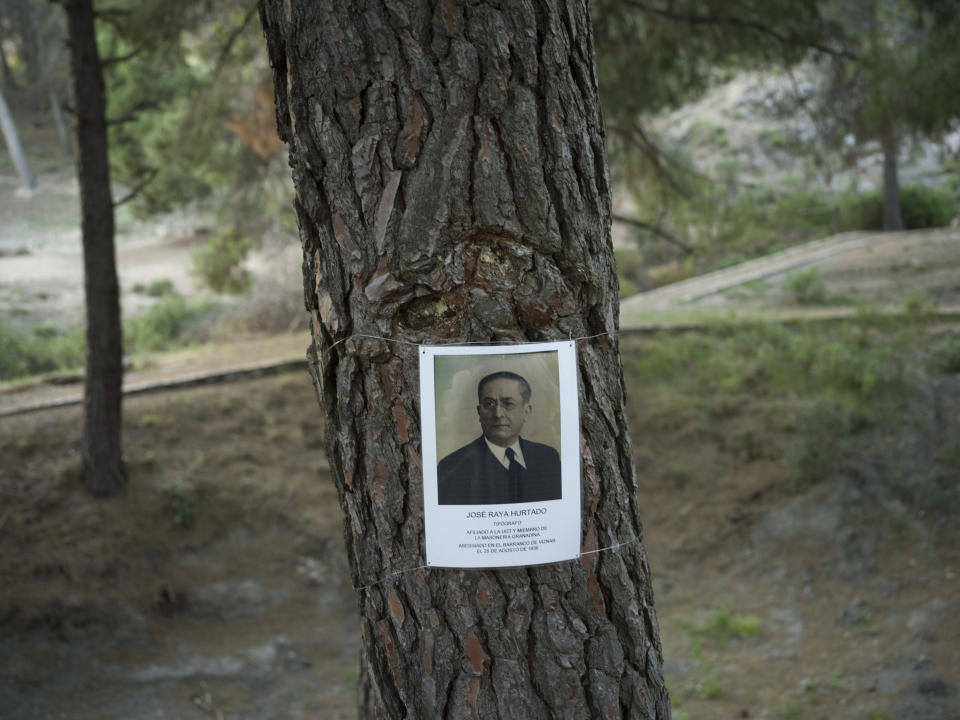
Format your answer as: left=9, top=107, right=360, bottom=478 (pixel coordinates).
left=437, top=436, right=561, bottom=505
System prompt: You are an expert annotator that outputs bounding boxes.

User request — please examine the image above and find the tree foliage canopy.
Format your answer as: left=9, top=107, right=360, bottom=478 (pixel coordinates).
left=99, top=0, right=291, bottom=231
left=815, top=0, right=960, bottom=150
left=592, top=0, right=843, bottom=192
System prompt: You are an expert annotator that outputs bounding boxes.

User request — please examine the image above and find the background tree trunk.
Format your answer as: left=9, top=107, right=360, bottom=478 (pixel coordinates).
left=259, top=2, right=669, bottom=718
left=0, top=29, right=17, bottom=89
left=34, top=3, right=72, bottom=154
left=9, top=0, right=41, bottom=84
left=880, top=128, right=904, bottom=231
left=64, top=0, right=127, bottom=496
left=0, top=87, right=36, bottom=190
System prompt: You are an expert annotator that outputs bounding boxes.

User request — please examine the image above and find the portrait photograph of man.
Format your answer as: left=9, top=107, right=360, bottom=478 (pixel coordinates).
left=434, top=352, right=562, bottom=505
left=420, top=341, right=580, bottom=567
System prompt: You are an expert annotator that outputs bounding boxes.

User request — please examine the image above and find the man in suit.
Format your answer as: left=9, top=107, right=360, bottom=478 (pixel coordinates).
left=437, top=370, right=561, bottom=505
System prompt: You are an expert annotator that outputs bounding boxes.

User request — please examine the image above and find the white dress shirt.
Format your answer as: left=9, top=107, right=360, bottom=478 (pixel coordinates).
left=484, top=437, right=527, bottom=470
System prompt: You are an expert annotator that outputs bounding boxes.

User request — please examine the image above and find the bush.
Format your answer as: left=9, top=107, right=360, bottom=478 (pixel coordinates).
left=132, top=279, right=176, bottom=297
left=191, top=229, right=253, bottom=294
left=0, top=294, right=218, bottom=382
left=783, top=267, right=829, bottom=305
left=901, top=185, right=957, bottom=228
left=683, top=610, right=762, bottom=647
left=618, top=276, right=639, bottom=298
left=848, top=184, right=958, bottom=230
left=0, top=320, right=85, bottom=381
left=929, top=335, right=960, bottom=374
left=125, top=294, right=213, bottom=353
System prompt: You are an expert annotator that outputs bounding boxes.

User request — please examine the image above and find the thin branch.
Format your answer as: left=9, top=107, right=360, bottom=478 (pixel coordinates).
left=212, top=5, right=258, bottom=79
left=106, top=100, right=158, bottom=125
left=612, top=213, right=693, bottom=253
left=623, top=0, right=857, bottom=61
left=106, top=114, right=139, bottom=126
left=93, top=8, right=131, bottom=20
left=607, top=121, right=697, bottom=197
left=102, top=47, right=141, bottom=67
left=92, top=9, right=130, bottom=33
left=113, top=168, right=158, bottom=207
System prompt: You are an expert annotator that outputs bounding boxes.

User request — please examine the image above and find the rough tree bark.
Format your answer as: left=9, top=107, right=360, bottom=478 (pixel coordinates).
left=64, top=0, right=127, bottom=496
left=259, top=2, right=669, bottom=717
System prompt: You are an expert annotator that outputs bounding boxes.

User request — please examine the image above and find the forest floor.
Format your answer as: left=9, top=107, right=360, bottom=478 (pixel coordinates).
left=1, top=231, right=959, bottom=718
left=1, top=321, right=958, bottom=719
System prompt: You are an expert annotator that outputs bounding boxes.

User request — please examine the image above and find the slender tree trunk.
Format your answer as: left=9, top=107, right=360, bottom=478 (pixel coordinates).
left=260, top=2, right=669, bottom=718
left=48, top=85, right=71, bottom=153
left=11, top=0, right=41, bottom=84
left=880, top=128, right=904, bottom=231
left=64, top=0, right=127, bottom=496
left=0, top=88, right=37, bottom=190
left=0, top=30, right=17, bottom=89
left=34, top=4, right=72, bottom=154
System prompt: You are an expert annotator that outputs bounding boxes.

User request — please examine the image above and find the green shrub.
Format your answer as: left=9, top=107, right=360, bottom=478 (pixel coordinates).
left=618, top=275, right=639, bottom=298
left=623, top=321, right=918, bottom=495
left=783, top=267, right=829, bottom=305
left=125, top=294, right=212, bottom=353
left=901, top=185, right=957, bottom=228
left=683, top=610, right=762, bottom=647
left=904, top=292, right=935, bottom=317
left=0, top=321, right=32, bottom=380
left=849, top=184, right=957, bottom=230
left=191, top=229, right=253, bottom=294
left=784, top=400, right=859, bottom=489
left=929, top=335, right=960, bottom=374
left=161, top=477, right=197, bottom=528
left=627, top=168, right=957, bottom=279
left=133, top=279, right=176, bottom=297
left=0, top=319, right=85, bottom=381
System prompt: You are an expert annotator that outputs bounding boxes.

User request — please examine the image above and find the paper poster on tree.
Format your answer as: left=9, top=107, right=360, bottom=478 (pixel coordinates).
left=420, top=341, right=580, bottom=568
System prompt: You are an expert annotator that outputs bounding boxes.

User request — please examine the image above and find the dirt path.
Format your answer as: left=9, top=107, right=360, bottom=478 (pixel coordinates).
left=620, top=226, right=960, bottom=324
left=5, top=226, right=958, bottom=418
left=0, top=332, right=311, bottom=417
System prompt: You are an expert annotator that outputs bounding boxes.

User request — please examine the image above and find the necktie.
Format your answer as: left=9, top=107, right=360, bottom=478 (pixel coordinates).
left=505, top=447, right=523, bottom=503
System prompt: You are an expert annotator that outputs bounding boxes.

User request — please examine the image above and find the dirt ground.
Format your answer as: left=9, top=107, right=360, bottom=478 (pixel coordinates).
left=1, top=332, right=958, bottom=719
left=0, top=167, right=303, bottom=340
left=619, top=228, right=960, bottom=326
left=630, top=363, right=960, bottom=720
left=0, top=374, right=360, bottom=720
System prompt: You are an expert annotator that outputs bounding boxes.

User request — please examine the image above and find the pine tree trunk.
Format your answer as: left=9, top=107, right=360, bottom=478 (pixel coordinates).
left=34, top=4, right=72, bottom=154
left=11, top=0, right=41, bottom=84
left=0, top=88, right=36, bottom=190
left=259, top=2, right=670, bottom=717
left=0, top=30, right=17, bottom=89
left=880, top=128, right=904, bottom=231
left=65, top=0, right=127, bottom=496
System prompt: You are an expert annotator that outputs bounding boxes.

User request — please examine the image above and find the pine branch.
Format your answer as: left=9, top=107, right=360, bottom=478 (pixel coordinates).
left=612, top=213, right=693, bottom=253
left=113, top=168, right=158, bottom=207
left=106, top=100, right=158, bottom=125
left=623, top=0, right=857, bottom=60
left=212, top=5, right=259, bottom=79
left=92, top=8, right=130, bottom=32
left=102, top=48, right=141, bottom=67
left=606, top=121, right=696, bottom=198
